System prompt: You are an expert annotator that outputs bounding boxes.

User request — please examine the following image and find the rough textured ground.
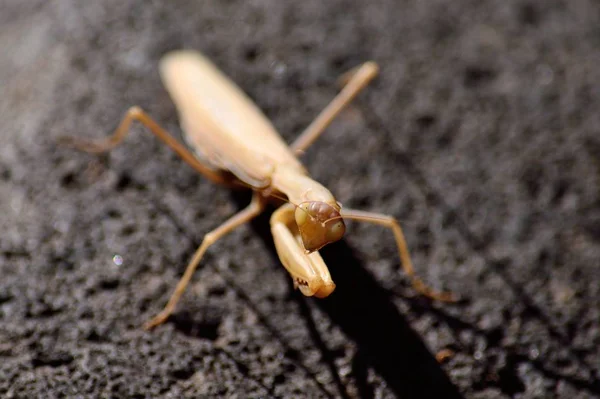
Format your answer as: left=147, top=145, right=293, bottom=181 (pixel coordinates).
left=1, top=1, right=599, bottom=398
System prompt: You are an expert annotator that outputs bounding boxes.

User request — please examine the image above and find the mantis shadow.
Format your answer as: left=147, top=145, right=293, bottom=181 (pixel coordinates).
left=233, top=191, right=464, bottom=399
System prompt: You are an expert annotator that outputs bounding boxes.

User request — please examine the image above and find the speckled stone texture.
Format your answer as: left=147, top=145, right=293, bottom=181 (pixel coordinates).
left=1, top=1, right=599, bottom=398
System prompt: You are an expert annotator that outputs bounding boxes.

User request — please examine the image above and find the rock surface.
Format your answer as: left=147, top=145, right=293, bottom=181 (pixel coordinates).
left=1, top=1, right=599, bottom=397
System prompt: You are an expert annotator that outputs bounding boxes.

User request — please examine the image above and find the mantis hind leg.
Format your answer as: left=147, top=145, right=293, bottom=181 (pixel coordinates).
left=59, top=106, right=236, bottom=187
left=291, top=62, right=379, bottom=154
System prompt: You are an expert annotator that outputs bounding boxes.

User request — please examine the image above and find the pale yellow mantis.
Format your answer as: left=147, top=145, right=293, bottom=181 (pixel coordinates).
left=61, top=50, right=455, bottom=330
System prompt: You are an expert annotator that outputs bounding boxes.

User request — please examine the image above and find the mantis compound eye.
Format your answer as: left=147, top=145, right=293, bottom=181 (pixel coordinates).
left=295, top=201, right=346, bottom=252
left=325, top=219, right=345, bottom=243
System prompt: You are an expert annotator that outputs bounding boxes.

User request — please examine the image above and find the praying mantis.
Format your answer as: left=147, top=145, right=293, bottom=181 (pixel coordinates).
left=61, top=50, right=455, bottom=330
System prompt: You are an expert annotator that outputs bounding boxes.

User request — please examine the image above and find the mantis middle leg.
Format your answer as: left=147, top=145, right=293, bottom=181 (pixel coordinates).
left=341, top=208, right=457, bottom=302
left=144, top=193, right=266, bottom=330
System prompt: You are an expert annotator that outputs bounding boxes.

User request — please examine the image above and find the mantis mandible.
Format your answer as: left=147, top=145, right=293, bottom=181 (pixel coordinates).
left=61, top=50, right=456, bottom=330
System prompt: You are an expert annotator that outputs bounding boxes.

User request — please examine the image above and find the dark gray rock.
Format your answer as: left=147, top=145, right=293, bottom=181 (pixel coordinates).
left=1, top=1, right=599, bottom=397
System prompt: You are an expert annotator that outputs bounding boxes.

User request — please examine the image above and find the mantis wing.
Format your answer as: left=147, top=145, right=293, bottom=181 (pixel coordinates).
left=159, top=50, right=307, bottom=188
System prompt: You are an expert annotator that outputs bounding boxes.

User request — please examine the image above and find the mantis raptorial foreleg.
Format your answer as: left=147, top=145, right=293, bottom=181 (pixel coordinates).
left=291, top=62, right=379, bottom=153
left=270, top=204, right=335, bottom=298
left=340, top=208, right=457, bottom=302
left=59, top=106, right=234, bottom=186
left=144, top=193, right=266, bottom=330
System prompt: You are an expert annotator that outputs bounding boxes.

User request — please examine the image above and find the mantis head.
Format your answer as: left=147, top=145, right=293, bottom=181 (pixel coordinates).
left=295, top=201, right=346, bottom=252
